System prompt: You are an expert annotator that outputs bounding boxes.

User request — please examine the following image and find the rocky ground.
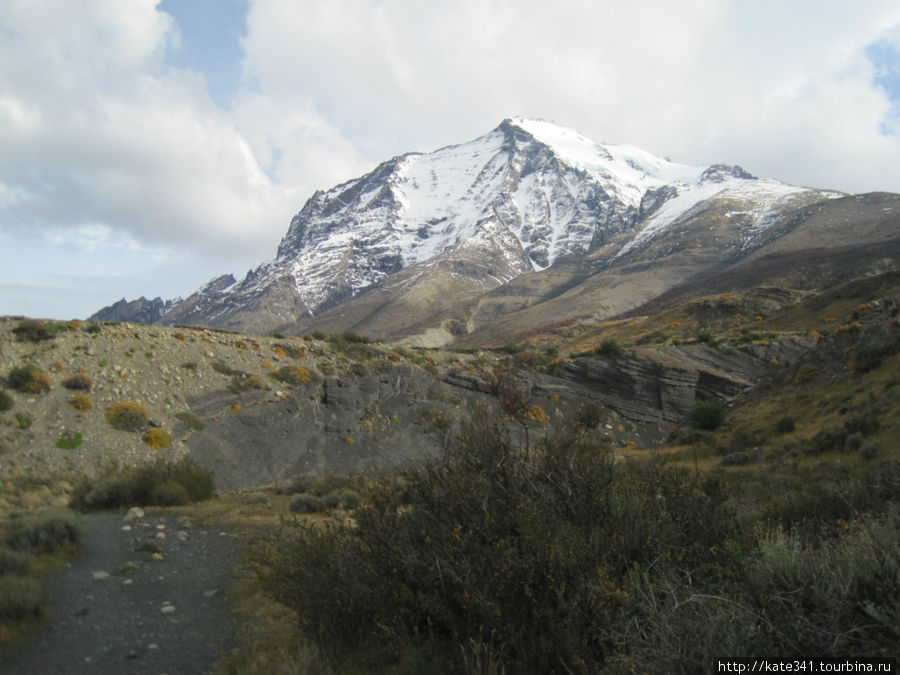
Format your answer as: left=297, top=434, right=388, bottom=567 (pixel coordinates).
left=0, top=314, right=821, bottom=502
left=0, top=318, right=390, bottom=506
left=0, top=508, right=238, bottom=674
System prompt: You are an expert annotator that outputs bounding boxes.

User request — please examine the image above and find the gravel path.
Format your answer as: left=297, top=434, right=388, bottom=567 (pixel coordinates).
left=0, top=511, right=240, bottom=674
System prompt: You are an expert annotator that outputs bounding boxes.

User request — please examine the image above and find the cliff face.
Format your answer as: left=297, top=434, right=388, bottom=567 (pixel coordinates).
left=186, top=338, right=810, bottom=489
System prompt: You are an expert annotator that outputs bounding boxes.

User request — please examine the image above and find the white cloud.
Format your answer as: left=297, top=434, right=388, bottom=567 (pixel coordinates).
left=238, top=0, right=900, bottom=193
left=3, top=0, right=900, bottom=318
left=0, top=0, right=294, bottom=263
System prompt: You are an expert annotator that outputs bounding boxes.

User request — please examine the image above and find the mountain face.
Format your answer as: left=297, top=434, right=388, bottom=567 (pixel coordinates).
left=93, top=118, right=899, bottom=343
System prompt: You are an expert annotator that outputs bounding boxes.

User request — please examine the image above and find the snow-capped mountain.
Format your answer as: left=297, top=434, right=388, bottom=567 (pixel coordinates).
left=95, top=118, right=900, bottom=342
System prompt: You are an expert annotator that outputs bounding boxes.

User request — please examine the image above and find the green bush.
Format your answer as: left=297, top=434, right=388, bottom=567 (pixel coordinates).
left=685, top=398, right=728, bottom=431
left=69, top=457, right=214, bottom=511
left=289, top=493, right=325, bottom=514
left=0, top=576, right=47, bottom=621
left=744, top=516, right=900, bottom=657
left=328, top=330, right=371, bottom=345
left=0, top=390, right=13, bottom=412
left=774, top=416, right=796, bottom=434
left=150, top=481, right=189, bottom=506
left=7, top=365, right=51, bottom=394
left=55, top=431, right=83, bottom=450
left=261, top=408, right=740, bottom=673
left=174, top=411, right=205, bottom=431
left=0, top=546, right=34, bottom=576
left=4, top=510, right=83, bottom=554
left=12, top=320, right=62, bottom=343
left=595, top=338, right=621, bottom=355
left=212, top=360, right=244, bottom=377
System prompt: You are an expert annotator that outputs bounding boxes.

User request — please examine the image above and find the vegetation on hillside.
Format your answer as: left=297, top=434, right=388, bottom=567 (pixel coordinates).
left=256, top=387, right=899, bottom=672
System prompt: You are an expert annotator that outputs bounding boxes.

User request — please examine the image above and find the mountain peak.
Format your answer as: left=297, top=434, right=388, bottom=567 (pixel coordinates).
left=93, top=120, right=850, bottom=341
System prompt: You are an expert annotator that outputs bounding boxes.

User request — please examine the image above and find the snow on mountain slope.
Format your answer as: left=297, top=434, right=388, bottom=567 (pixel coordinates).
left=95, top=118, right=841, bottom=332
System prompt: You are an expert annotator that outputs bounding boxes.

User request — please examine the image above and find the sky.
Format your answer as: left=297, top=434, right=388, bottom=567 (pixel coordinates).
left=1, top=0, right=900, bottom=320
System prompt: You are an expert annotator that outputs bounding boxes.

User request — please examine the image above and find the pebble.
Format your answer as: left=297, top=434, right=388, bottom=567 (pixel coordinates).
left=151, top=553, right=164, bottom=561
left=91, top=571, right=110, bottom=580
left=124, top=507, right=144, bottom=522
left=160, top=602, right=176, bottom=614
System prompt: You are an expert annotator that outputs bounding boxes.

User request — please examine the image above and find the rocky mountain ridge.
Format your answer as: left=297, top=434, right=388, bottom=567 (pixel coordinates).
left=90, top=118, right=880, bottom=344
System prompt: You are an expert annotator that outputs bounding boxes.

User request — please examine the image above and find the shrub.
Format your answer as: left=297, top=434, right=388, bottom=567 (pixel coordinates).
left=15, top=414, right=32, bottom=430
left=289, top=493, right=326, bottom=514
left=0, top=390, right=13, bottom=412
left=62, top=369, right=92, bottom=391
left=844, top=414, right=880, bottom=436
left=524, top=403, right=548, bottom=422
left=0, top=546, right=34, bottom=576
left=333, top=488, right=360, bottom=510
left=805, top=428, right=848, bottom=456
left=243, top=374, right=266, bottom=389
left=744, top=516, right=900, bottom=657
left=174, top=411, right=205, bottom=431
left=150, top=481, right=189, bottom=506
left=4, top=510, right=84, bottom=554
left=142, top=428, right=172, bottom=450
left=7, top=365, right=51, bottom=394
left=793, top=364, right=820, bottom=384
left=328, top=331, right=371, bottom=345
left=595, top=338, right=621, bottom=355
left=774, top=416, right=796, bottom=434
left=499, top=342, right=522, bottom=354
left=0, top=576, right=47, bottom=621
left=105, top=401, right=149, bottom=431
left=274, top=366, right=313, bottom=386
left=69, top=457, right=214, bottom=510
left=229, top=373, right=267, bottom=393
left=212, top=360, right=244, bottom=377
left=685, top=398, right=728, bottom=431
left=574, top=400, right=604, bottom=429
left=55, top=431, right=83, bottom=450
left=84, top=322, right=102, bottom=335
left=69, top=394, right=92, bottom=410
left=12, top=320, right=60, bottom=342
left=261, top=409, right=740, bottom=673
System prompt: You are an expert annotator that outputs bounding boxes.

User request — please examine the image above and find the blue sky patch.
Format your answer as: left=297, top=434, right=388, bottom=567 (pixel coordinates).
left=159, top=0, right=248, bottom=109
left=866, top=36, right=900, bottom=134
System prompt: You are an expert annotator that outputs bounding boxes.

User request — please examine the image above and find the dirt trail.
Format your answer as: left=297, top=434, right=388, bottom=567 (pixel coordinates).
left=1, top=511, right=239, bottom=674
